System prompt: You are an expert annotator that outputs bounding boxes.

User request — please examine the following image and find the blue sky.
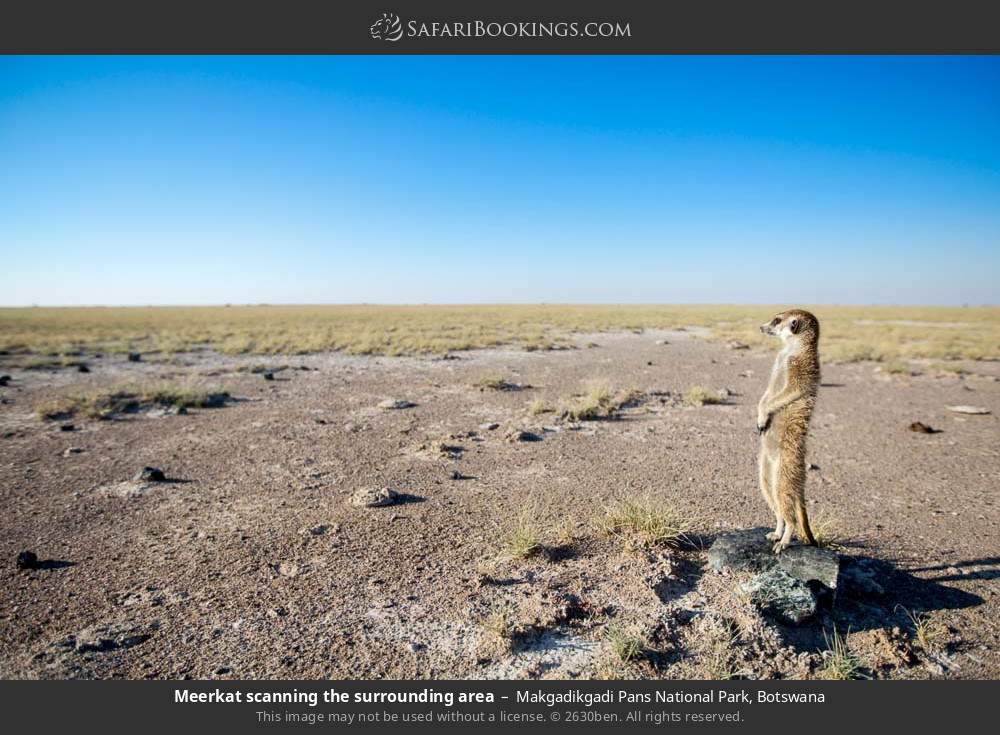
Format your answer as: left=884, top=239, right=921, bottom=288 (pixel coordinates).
left=1, top=56, right=998, bottom=306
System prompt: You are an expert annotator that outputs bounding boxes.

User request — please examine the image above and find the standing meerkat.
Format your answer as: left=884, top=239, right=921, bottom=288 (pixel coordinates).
left=756, top=308, right=820, bottom=553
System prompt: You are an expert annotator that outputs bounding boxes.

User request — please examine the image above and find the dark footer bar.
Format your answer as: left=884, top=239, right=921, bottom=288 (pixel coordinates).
left=3, top=680, right=994, bottom=732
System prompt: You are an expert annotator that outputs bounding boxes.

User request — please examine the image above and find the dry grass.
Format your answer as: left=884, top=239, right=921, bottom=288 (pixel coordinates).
left=699, top=615, right=742, bottom=680
left=560, top=382, right=643, bottom=421
left=503, top=509, right=543, bottom=560
left=683, top=386, right=726, bottom=406
left=809, top=512, right=843, bottom=549
left=604, top=623, right=646, bottom=663
left=596, top=496, right=690, bottom=550
left=476, top=374, right=516, bottom=391
left=35, top=382, right=229, bottom=420
left=2, top=305, right=996, bottom=361
left=527, top=399, right=550, bottom=416
left=900, top=608, right=945, bottom=652
left=819, top=627, right=863, bottom=680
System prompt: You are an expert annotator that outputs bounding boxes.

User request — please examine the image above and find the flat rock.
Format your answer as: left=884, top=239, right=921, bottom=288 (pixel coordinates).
left=378, top=398, right=415, bottom=410
left=777, top=544, right=839, bottom=589
left=351, top=486, right=401, bottom=508
left=16, top=551, right=38, bottom=570
left=740, top=568, right=817, bottom=625
left=707, top=528, right=776, bottom=573
left=505, top=429, right=542, bottom=442
left=946, top=405, right=990, bottom=415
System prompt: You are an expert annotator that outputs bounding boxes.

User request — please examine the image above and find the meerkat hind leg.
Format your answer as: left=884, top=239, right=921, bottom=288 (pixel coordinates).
left=767, top=450, right=784, bottom=542
left=759, top=447, right=783, bottom=541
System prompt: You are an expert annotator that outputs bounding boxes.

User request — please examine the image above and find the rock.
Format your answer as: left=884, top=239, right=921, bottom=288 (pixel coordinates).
left=707, top=529, right=775, bottom=572
left=946, top=405, right=990, bottom=415
left=740, top=568, right=818, bottom=625
left=59, top=423, right=75, bottom=432
left=133, top=467, right=166, bottom=483
left=727, top=340, right=750, bottom=350
left=709, top=529, right=840, bottom=588
left=909, top=421, right=940, bottom=434
left=262, top=371, right=275, bottom=381
left=807, top=463, right=821, bottom=471
left=777, top=545, right=839, bottom=589
left=450, top=470, right=468, bottom=481
left=299, top=524, right=331, bottom=536
left=16, top=551, right=38, bottom=570
left=378, top=398, right=415, bottom=410
left=505, top=429, right=542, bottom=442
left=77, top=364, right=90, bottom=373
left=127, top=352, right=142, bottom=362
left=62, top=447, right=83, bottom=457
left=275, top=561, right=301, bottom=578
left=351, top=486, right=401, bottom=508
left=479, top=422, right=500, bottom=431
left=0, top=375, right=11, bottom=386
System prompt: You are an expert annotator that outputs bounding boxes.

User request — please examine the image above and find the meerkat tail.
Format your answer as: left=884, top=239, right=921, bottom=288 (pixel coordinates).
left=796, top=505, right=817, bottom=546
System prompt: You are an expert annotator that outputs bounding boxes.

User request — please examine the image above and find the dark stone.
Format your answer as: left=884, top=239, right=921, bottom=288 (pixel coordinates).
left=0, top=375, right=12, bottom=386
left=707, top=528, right=776, bottom=572
left=709, top=528, right=840, bottom=626
left=77, top=364, right=90, bottom=373
left=740, top=568, right=818, bottom=625
left=263, top=371, right=275, bottom=381
left=202, top=392, right=229, bottom=408
left=134, top=467, right=166, bottom=483
left=16, top=550, right=38, bottom=570
left=777, top=544, right=840, bottom=589
left=127, top=352, right=142, bottom=362
left=840, top=558, right=885, bottom=599
left=59, top=423, right=75, bottom=432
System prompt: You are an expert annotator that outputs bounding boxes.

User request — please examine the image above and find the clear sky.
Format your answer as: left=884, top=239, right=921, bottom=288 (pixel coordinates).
left=1, top=56, right=998, bottom=306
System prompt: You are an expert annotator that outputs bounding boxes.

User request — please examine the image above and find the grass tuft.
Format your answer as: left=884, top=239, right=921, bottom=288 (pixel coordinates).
left=596, top=496, right=690, bottom=550
left=560, top=383, right=643, bottom=421
left=819, top=627, right=863, bottom=680
left=504, top=510, right=542, bottom=560
left=604, top=623, right=645, bottom=663
left=35, top=382, right=229, bottom=420
left=683, top=386, right=726, bottom=407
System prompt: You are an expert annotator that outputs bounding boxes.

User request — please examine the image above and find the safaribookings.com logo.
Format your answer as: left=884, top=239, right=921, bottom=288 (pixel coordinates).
left=369, top=13, right=631, bottom=42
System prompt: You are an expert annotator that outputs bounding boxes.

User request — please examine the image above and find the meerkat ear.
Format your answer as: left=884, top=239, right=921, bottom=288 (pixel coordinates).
left=789, top=318, right=801, bottom=334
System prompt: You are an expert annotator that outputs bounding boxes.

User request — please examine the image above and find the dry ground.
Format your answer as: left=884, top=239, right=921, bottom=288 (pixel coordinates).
left=1, top=329, right=998, bottom=680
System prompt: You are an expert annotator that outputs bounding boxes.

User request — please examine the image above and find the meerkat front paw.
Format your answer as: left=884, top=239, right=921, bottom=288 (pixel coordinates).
left=756, top=411, right=771, bottom=434
left=772, top=540, right=789, bottom=554
left=766, top=531, right=781, bottom=541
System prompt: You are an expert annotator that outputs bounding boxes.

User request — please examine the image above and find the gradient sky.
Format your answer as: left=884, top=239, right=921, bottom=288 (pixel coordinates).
left=1, top=55, right=998, bottom=306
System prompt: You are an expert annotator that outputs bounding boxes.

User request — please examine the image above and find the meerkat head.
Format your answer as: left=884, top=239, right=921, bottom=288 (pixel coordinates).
left=759, top=309, right=820, bottom=344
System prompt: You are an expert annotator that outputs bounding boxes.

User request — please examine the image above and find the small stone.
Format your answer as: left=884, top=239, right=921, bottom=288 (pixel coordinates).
left=479, top=422, right=500, bottom=431
left=727, top=340, right=750, bottom=350
left=262, top=371, right=275, bottom=381
left=77, top=364, right=90, bottom=373
left=505, top=429, right=542, bottom=443
left=909, top=421, right=939, bottom=434
left=127, top=352, right=142, bottom=362
left=299, top=524, right=330, bottom=536
left=133, top=467, right=166, bottom=483
left=351, top=486, right=401, bottom=508
left=59, top=423, right=75, bottom=432
left=945, top=405, right=990, bottom=415
left=807, top=463, right=820, bottom=471
left=450, top=470, right=469, bottom=481
left=378, top=398, right=415, bottom=410
left=16, top=551, right=38, bottom=570
left=0, top=375, right=11, bottom=386
left=62, top=447, right=83, bottom=457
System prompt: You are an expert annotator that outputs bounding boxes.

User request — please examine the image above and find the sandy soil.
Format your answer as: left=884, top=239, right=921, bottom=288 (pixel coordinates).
left=1, top=330, right=998, bottom=680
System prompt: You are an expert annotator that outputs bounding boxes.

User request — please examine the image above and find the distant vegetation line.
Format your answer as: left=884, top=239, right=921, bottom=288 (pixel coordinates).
left=0, top=304, right=998, bottom=362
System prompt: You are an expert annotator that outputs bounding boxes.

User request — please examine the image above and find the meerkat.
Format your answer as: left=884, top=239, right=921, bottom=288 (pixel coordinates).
left=756, top=308, right=821, bottom=553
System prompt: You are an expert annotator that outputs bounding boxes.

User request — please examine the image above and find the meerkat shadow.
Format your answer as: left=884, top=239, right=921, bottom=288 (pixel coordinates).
left=777, top=553, right=985, bottom=656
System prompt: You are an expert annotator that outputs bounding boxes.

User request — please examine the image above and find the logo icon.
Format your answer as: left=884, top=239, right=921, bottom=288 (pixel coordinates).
left=370, top=12, right=403, bottom=42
